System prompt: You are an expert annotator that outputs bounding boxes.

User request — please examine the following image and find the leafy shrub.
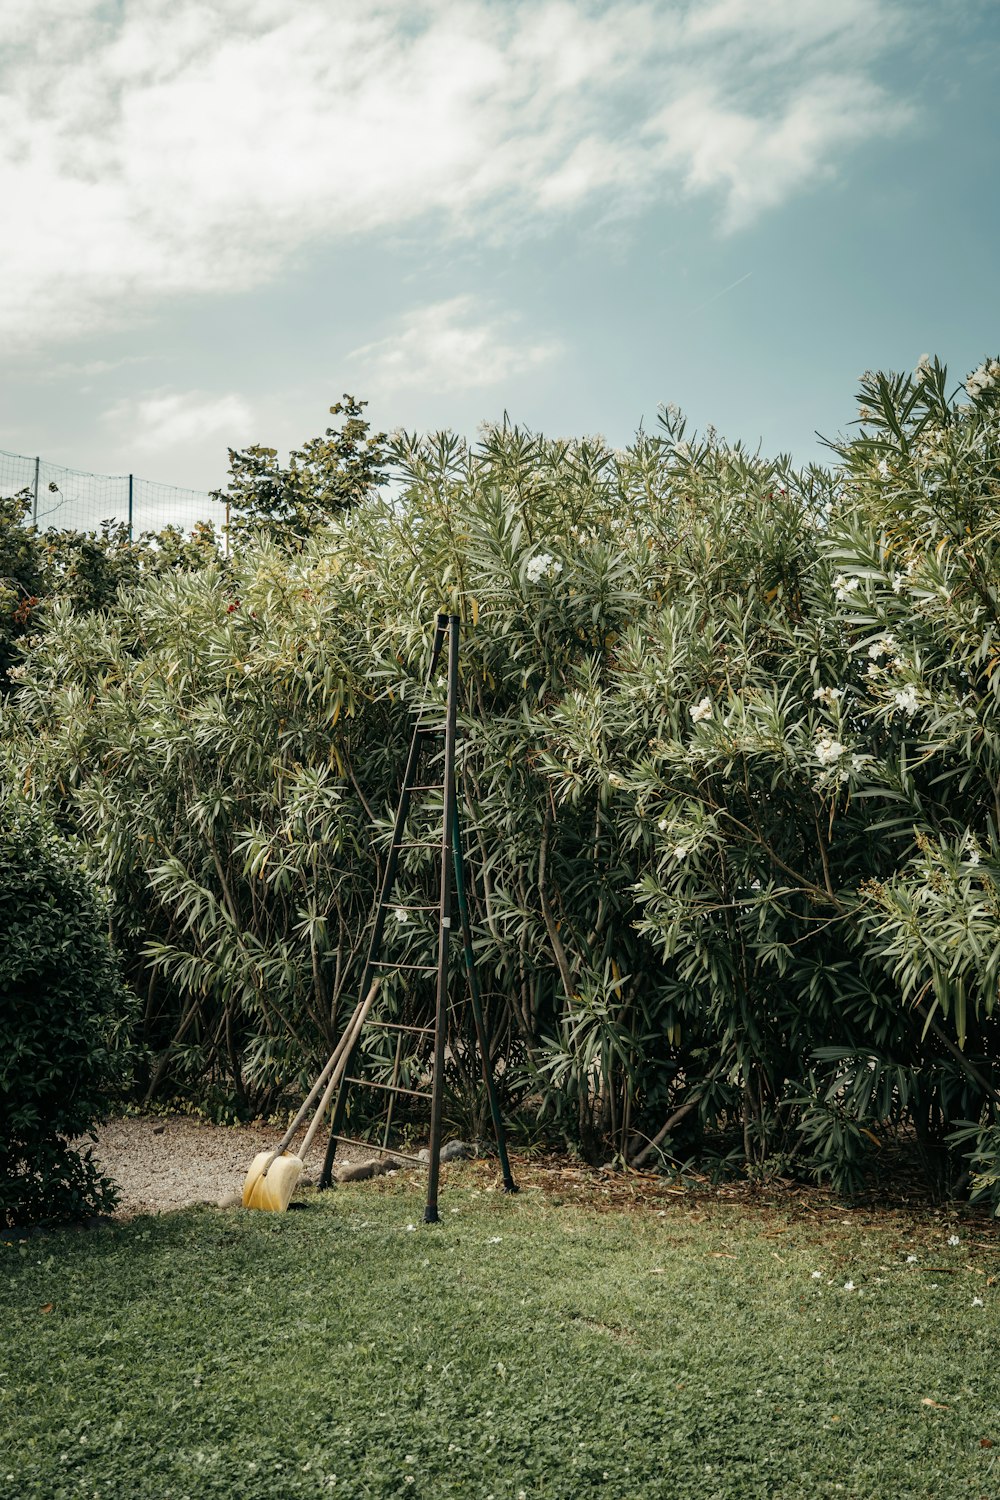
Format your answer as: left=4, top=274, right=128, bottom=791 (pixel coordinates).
left=0, top=797, right=134, bottom=1226
left=4, top=357, right=1000, bottom=1200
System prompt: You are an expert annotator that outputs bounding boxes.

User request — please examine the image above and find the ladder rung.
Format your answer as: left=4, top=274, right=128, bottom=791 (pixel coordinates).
left=367, top=1020, right=436, bottom=1036
left=407, top=784, right=444, bottom=793
left=389, top=904, right=440, bottom=913
left=397, top=840, right=441, bottom=851
left=343, top=1075, right=432, bottom=1101
left=330, top=1134, right=427, bottom=1167
left=372, top=961, right=438, bottom=973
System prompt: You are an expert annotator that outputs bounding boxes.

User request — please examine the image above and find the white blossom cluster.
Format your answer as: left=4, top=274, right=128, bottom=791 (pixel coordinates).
left=812, top=685, right=844, bottom=707
left=892, top=683, right=919, bottom=716
left=833, top=574, right=857, bottom=602
left=689, top=696, right=712, bottom=723
left=967, top=359, right=1000, bottom=398
left=6, top=663, right=28, bottom=683
left=814, top=734, right=846, bottom=766
left=525, top=551, right=563, bottom=584
left=867, top=634, right=898, bottom=661
left=914, top=353, right=933, bottom=381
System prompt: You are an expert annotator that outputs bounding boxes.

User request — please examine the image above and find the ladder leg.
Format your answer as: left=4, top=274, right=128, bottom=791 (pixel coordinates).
left=424, top=614, right=459, bottom=1224
left=452, top=804, right=518, bottom=1194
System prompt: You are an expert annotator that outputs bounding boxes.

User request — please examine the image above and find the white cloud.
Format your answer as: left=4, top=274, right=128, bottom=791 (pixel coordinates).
left=102, top=390, right=254, bottom=454
left=0, top=0, right=916, bottom=345
left=346, top=296, right=560, bottom=394
left=647, top=75, right=912, bottom=231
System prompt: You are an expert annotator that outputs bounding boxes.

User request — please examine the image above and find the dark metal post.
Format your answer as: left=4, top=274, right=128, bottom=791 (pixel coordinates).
left=127, top=474, right=134, bottom=541
left=318, top=615, right=449, bottom=1190
left=32, top=457, right=39, bottom=526
left=424, top=612, right=459, bottom=1224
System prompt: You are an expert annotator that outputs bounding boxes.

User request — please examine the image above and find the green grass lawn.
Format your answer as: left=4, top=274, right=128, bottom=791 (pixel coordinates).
left=2, top=1168, right=998, bottom=1500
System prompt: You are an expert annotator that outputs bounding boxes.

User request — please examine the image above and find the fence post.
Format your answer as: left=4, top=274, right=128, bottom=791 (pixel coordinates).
left=32, top=457, right=39, bottom=526
left=127, top=474, right=134, bottom=541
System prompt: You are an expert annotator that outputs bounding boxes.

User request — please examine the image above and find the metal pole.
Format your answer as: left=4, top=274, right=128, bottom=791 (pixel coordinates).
left=424, top=612, right=459, bottom=1225
left=127, top=474, right=134, bottom=541
left=225, top=501, right=231, bottom=560
left=32, top=457, right=39, bottom=526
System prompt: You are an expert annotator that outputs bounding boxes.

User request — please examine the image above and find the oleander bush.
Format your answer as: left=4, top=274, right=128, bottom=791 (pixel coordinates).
left=0, top=796, right=134, bottom=1226
left=2, top=357, right=1000, bottom=1203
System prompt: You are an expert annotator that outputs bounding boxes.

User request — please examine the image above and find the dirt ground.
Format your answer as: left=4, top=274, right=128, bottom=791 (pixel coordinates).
left=80, top=1115, right=1000, bottom=1246
left=80, top=1114, right=385, bottom=1216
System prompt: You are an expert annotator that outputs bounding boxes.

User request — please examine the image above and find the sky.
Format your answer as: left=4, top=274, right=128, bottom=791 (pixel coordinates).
left=1, top=0, right=999, bottom=506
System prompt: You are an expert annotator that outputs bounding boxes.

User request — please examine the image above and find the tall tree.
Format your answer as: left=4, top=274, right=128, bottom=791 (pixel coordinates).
left=220, top=396, right=387, bottom=549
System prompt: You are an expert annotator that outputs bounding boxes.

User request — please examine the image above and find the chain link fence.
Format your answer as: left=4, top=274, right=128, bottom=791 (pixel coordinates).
left=0, top=447, right=227, bottom=538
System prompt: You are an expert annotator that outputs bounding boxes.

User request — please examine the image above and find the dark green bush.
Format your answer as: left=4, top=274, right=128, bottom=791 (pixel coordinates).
left=0, top=798, right=134, bottom=1227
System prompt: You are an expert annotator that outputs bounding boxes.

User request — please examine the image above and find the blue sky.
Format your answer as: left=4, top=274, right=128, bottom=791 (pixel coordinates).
left=2, top=0, right=998, bottom=496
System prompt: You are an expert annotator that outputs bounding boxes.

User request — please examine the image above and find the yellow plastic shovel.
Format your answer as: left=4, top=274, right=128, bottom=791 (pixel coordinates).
left=241, top=980, right=380, bottom=1212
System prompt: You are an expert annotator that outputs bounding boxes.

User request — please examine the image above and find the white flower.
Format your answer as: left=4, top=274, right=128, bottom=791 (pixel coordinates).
left=815, top=734, right=846, bottom=767
left=393, top=907, right=410, bottom=923
left=811, top=1271, right=823, bottom=1280
left=525, top=551, right=562, bottom=583
left=972, top=1297, right=984, bottom=1307
left=877, top=458, right=890, bottom=478
left=6, top=664, right=28, bottom=683
left=893, top=684, right=919, bottom=716
left=947, top=1234, right=960, bottom=1247
left=657, top=818, right=669, bottom=831
left=891, top=572, right=905, bottom=594
left=906, top=1254, right=918, bottom=1264
left=833, top=574, right=857, bottom=602
left=812, top=685, right=844, bottom=706
left=843, top=1280, right=855, bottom=1291
left=689, top=696, right=713, bottom=724
left=915, top=353, right=933, bottom=380
left=868, top=634, right=898, bottom=661
left=966, top=362, right=997, bottom=398
left=672, top=844, right=690, bottom=863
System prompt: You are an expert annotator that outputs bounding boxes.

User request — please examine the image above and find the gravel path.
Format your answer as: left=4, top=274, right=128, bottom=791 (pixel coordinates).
left=81, top=1115, right=372, bottom=1217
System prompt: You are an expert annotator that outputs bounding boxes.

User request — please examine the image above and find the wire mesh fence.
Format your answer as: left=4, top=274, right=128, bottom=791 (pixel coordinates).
left=0, top=447, right=226, bottom=537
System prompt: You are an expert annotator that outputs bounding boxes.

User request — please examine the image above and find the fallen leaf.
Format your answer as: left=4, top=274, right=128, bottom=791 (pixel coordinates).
left=921, top=1398, right=950, bottom=1410
left=980, top=1438, right=994, bottom=1449
left=648, top=1268, right=666, bottom=1275
left=708, top=1252, right=736, bottom=1260
left=39, top=1303, right=53, bottom=1314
